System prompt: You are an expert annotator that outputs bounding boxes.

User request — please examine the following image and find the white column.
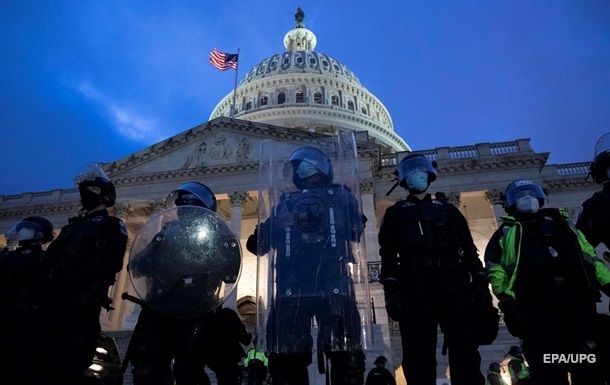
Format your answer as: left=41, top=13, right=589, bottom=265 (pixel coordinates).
left=226, top=191, right=249, bottom=309
left=360, top=178, right=380, bottom=263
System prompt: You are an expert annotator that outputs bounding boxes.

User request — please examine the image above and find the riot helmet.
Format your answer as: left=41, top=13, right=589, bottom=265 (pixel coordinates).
left=504, top=180, right=547, bottom=214
left=6, top=216, right=54, bottom=245
left=74, top=162, right=116, bottom=210
left=373, top=356, right=387, bottom=366
left=165, top=181, right=217, bottom=212
left=396, top=153, right=438, bottom=193
left=285, top=146, right=333, bottom=189
left=507, top=345, right=524, bottom=359
left=590, top=132, right=610, bottom=184
left=488, top=362, right=501, bottom=373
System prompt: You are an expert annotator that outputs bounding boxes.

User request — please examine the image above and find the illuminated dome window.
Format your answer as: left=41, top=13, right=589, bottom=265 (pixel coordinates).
left=314, top=92, right=322, bottom=104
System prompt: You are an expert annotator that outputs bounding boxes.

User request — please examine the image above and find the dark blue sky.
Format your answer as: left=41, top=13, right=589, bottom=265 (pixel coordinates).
left=2, top=1, right=609, bottom=195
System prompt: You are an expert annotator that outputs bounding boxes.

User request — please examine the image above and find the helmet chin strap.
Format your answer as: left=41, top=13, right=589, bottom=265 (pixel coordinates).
left=80, top=203, right=106, bottom=215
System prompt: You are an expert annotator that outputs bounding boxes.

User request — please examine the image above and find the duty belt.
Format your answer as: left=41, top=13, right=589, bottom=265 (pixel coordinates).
left=412, top=255, right=460, bottom=268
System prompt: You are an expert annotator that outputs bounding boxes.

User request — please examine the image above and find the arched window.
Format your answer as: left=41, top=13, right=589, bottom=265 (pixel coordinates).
left=331, top=95, right=339, bottom=106
left=246, top=101, right=252, bottom=111
left=296, top=91, right=304, bottom=103
left=260, top=95, right=268, bottom=106
left=278, top=92, right=286, bottom=104
left=237, top=296, right=257, bottom=326
left=314, top=92, right=322, bottom=104
left=347, top=101, right=354, bottom=111
left=361, top=107, right=367, bottom=115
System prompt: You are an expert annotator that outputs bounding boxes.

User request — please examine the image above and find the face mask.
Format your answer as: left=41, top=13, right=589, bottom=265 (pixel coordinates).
left=81, top=190, right=103, bottom=211
left=406, top=171, right=429, bottom=192
left=515, top=196, right=540, bottom=214
left=296, top=161, right=318, bottom=178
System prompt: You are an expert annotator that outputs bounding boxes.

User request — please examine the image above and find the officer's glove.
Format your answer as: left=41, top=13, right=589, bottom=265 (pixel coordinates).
left=498, top=296, right=528, bottom=338
left=383, top=280, right=408, bottom=322
left=471, top=271, right=492, bottom=306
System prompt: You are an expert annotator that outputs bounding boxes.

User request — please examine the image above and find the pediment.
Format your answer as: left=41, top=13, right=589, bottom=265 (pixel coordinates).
left=104, top=117, right=378, bottom=181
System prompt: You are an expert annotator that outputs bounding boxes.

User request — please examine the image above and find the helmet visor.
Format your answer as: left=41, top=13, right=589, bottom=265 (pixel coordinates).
left=165, top=182, right=217, bottom=211
left=397, top=156, right=437, bottom=184
left=74, top=162, right=111, bottom=186
left=505, top=183, right=547, bottom=207
left=283, top=147, right=332, bottom=184
left=6, top=220, right=47, bottom=242
left=595, top=133, right=610, bottom=159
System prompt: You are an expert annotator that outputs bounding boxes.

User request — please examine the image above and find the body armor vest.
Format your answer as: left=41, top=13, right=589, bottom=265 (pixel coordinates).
left=394, top=199, right=458, bottom=257
left=47, top=215, right=111, bottom=289
left=272, top=185, right=360, bottom=298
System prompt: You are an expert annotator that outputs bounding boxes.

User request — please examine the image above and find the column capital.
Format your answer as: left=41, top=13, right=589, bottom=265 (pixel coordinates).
left=436, top=192, right=461, bottom=206
left=229, top=191, right=249, bottom=209
left=360, top=178, right=376, bottom=195
left=112, top=202, right=133, bottom=220
left=485, top=189, right=504, bottom=205
left=148, top=199, right=166, bottom=214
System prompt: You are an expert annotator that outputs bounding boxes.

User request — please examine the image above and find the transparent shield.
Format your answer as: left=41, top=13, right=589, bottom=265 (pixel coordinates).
left=128, top=206, right=241, bottom=318
left=255, top=132, right=372, bottom=355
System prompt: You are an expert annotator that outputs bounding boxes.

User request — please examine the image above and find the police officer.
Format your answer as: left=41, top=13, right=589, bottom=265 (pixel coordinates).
left=365, top=356, right=395, bottom=385
left=505, top=346, right=531, bottom=385
left=485, top=362, right=507, bottom=385
left=485, top=179, right=610, bottom=385
left=577, top=132, right=610, bottom=249
left=244, top=344, right=269, bottom=385
left=247, top=145, right=367, bottom=385
left=34, top=162, right=128, bottom=384
left=126, top=181, right=242, bottom=385
left=204, top=306, right=252, bottom=385
left=0, top=216, right=54, bottom=383
left=378, top=153, right=487, bottom=385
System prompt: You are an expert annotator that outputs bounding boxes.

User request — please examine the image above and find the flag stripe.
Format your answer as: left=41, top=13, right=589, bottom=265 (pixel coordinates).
left=210, top=47, right=238, bottom=71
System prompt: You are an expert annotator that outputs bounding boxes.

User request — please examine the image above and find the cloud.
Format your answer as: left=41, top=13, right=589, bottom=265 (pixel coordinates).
left=77, top=81, right=163, bottom=142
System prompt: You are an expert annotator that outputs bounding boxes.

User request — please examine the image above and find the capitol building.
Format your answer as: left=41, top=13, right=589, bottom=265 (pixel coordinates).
left=0, top=8, right=606, bottom=384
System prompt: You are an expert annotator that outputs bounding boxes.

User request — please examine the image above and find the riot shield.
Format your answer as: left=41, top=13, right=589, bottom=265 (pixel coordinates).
left=128, top=206, right=241, bottom=318
left=255, top=132, right=372, bottom=355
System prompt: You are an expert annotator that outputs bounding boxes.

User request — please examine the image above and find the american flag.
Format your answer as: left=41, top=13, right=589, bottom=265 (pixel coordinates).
left=209, top=47, right=238, bottom=71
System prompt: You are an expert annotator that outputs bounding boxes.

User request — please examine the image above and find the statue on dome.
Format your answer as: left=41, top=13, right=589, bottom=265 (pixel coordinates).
left=295, top=7, right=305, bottom=24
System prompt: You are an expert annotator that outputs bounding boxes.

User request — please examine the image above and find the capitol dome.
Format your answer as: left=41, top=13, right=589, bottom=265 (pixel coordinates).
left=209, top=8, right=409, bottom=152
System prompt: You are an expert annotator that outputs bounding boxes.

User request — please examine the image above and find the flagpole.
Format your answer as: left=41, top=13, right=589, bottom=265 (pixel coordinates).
left=230, top=48, right=240, bottom=119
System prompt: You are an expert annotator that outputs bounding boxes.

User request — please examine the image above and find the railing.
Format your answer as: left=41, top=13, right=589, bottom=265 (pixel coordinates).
left=449, top=147, right=479, bottom=159
left=0, top=188, right=79, bottom=208
left=556, top=163, right=590, bottom=176
left=490, top=143, right=519, bottom=155
left=381, top=139, right=530, bottom=167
